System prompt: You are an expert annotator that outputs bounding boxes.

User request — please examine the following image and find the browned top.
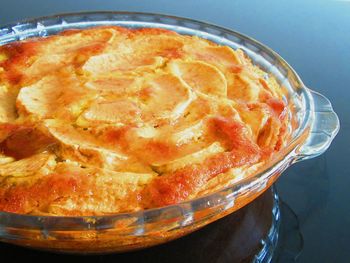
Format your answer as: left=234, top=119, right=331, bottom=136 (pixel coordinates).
left=0, top=26, right=289, bottom=215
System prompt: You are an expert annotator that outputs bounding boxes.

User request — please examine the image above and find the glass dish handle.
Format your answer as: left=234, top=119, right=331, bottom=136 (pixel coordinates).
left=296, top=89, right=340, bottom=161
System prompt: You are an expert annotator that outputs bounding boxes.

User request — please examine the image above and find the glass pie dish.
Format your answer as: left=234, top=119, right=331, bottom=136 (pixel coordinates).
left=0, top=12, right=339, bottom=254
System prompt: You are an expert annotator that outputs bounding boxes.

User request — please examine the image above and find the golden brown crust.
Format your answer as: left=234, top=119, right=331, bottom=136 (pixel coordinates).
left=0, top=26, right=290, bottom=215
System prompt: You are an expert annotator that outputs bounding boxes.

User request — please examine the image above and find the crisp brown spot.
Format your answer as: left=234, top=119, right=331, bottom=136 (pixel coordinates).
left=143, top=117, right=261, bottom=207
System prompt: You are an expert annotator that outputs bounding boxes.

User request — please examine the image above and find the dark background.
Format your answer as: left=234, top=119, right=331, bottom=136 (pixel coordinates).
left=0, top=0, right=349, bottom=262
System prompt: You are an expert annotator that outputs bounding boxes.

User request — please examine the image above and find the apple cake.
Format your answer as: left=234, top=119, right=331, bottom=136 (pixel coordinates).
left=0, top=26, right=289, bottom=215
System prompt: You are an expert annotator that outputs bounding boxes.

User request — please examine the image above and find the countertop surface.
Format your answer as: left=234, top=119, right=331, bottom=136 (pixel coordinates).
left=0, top=1, right=349, bottom=262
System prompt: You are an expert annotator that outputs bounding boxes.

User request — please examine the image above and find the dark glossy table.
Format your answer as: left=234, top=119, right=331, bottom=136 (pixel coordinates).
left=0, top=1, right=349, bottom=262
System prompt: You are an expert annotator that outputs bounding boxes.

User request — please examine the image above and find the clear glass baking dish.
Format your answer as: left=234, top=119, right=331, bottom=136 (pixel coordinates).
left=0, top=12, right=339, bottom=254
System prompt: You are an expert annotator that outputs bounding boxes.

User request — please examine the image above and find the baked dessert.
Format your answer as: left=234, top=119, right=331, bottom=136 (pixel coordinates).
left=0, top=26, right=289, bottom=215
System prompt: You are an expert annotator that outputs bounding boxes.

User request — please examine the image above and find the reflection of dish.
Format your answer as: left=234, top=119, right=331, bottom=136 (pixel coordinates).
left=0, top=12, right=339, bottom=253
left=273, top=197, right=304, bottom=262
left=255, top=187, right=280, bottom=262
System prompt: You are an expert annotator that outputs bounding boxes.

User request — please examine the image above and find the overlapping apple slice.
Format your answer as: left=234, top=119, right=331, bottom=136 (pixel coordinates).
left=154, top=142, right=225, bottom=173
left=195, top=163, right=263, bottom=197
left=16, top=75, right=97, bottom=120
left=46, top=27, right=117, bottom=54
left=76, top=99, right=142, bottom=127
left=169, top=60, right=227, bottom=97
left=164, top=95, right=213, bottom=147
left=83, top=53, right=165, bottom=75
left=16, top=76, right=60, bottom=119
left=257, top=116, right=282, bottom=151
left=237, top=103, right=270, bottom=142
left=182, top=44, right=263, bottom=103
left=188, top=45, right=242, bottom=71
left=48, top=162, right=156, bottom=215
left=139, top=73, right=195, bottom=124
left=170, top=120, right=206, bottom=146
left=0, top=85, right=17, bottom=123
left=24, top=54, right=70, bottom=81
left=130, top=34, right=184, bottom=59
left=18, top=28, right=117, bottom=83
left=188, top=45, right=263, bottom=103
left=83, top=34, right=184, bottom=75
left=0, top=153, right=56, bottom=177
left=85, top=76, right=140, bottom=95
left=44, top=119, right=128, bottom=170
left=227, top=74, right=261, bottom=102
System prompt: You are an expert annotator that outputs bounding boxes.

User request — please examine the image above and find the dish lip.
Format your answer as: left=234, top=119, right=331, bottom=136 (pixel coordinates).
left=0, top=11, right=314, bottom=221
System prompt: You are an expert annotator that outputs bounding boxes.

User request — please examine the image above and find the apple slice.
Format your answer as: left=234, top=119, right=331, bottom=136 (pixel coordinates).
left=0, top=153, right=56, bottom=177
left=189, top=45, right=242, bottom=70
left=44, top=120, right=128, bottom=170
left=227, top=75, right=261, bottom=102
left=0, top=85, right=17, bottom=123
left=237, top=103, right=270, bottom=142
left=140, top=73, right=195, bottom=124
left=85, top=77, right=139, bottom=95
left=76, top=100, right=142, bottom=127
left=83, top=52, right=164, bottom=75
left=48, top=162, right=156, bottom=215
left=169, top=60, right=227, bottom=96
left=130, top=34, right=184, bottom=59
left=16, top=75, right=96, bottom=120
left=154, top=142, right=225, bottom=173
